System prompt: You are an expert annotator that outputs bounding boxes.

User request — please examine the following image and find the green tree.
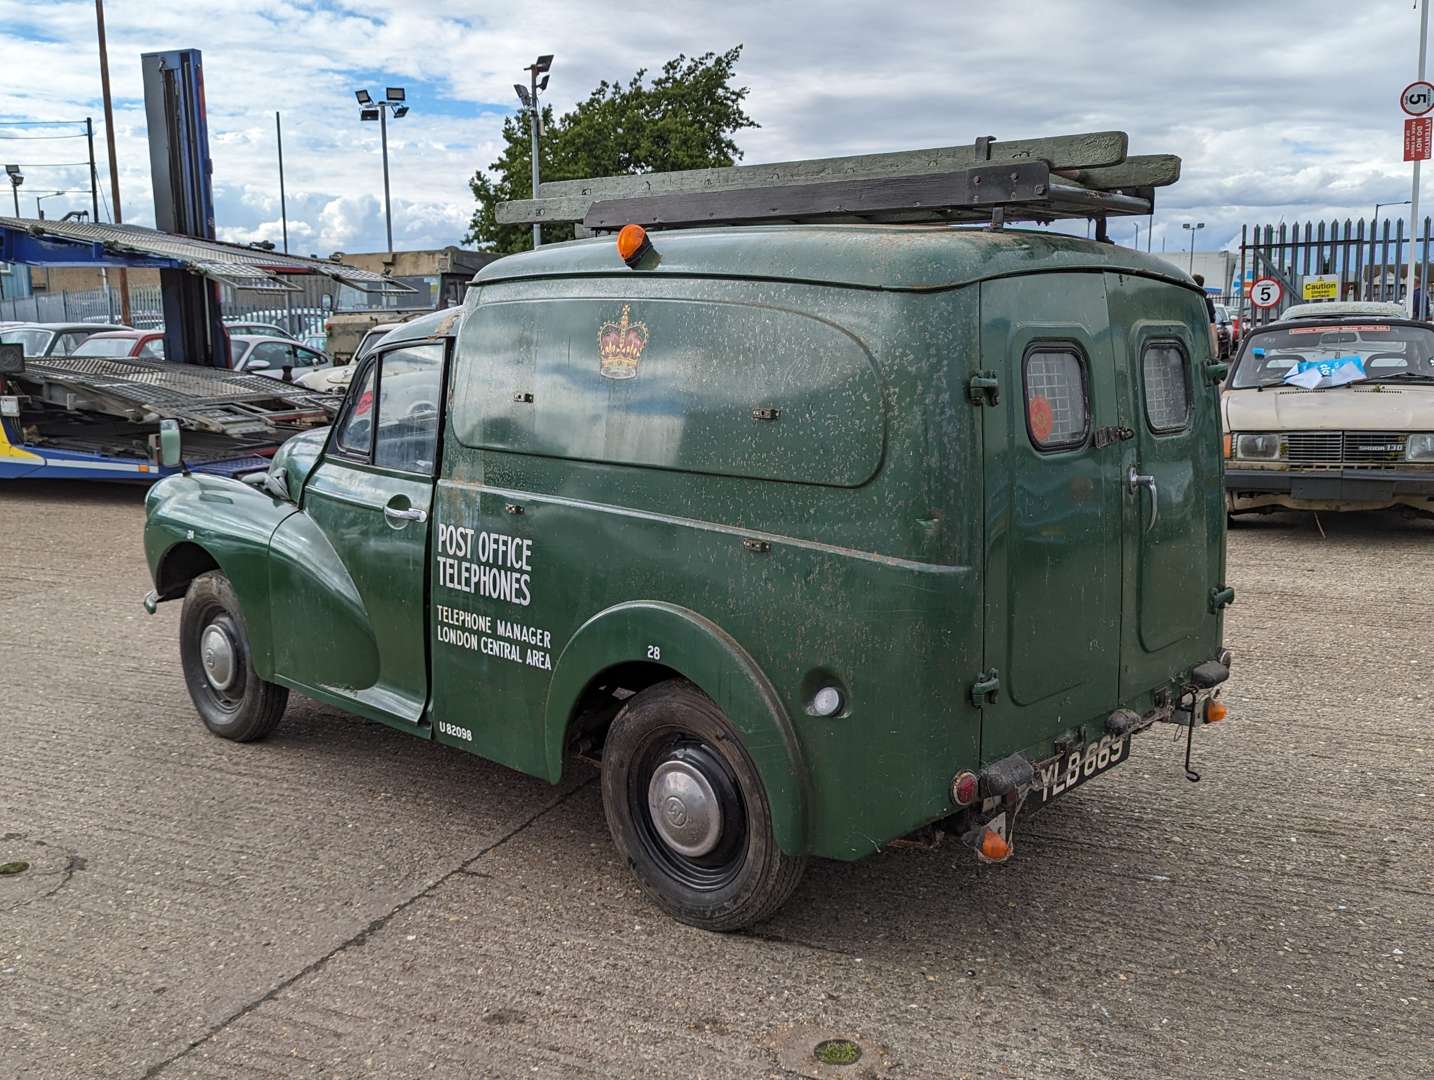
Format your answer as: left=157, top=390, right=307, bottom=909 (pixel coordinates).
left=466, top=47, right=757, bottom=253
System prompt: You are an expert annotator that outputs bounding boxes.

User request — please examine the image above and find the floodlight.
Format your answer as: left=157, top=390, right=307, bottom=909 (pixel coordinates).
left=534, top=54, right=553, bottom=73
left=355, top=89, right=373, bottom=105
left=386, top=87, right=406, bottom=102
left=392, top=105, right=409, bottom=118
left=538, top=75, right=549, bottom=91
left=514, top=83, right=532, bottom=107
left=360, top=108, right=381, bottom=122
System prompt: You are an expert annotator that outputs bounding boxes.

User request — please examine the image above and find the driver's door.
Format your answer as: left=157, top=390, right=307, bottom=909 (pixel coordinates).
left=269, top=342, right=445, bottom=730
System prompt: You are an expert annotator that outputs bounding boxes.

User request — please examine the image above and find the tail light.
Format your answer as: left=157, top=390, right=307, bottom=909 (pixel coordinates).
left=950, top=771, right=979, bottom=807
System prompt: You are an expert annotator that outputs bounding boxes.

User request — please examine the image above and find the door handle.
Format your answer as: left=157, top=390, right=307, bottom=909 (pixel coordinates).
left=1127, top=465, right=1158, bottom=532
left=384, top=504, right=428, bottom=525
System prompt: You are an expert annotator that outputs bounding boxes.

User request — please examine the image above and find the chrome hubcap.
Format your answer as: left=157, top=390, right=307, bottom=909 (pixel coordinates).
left=647, top=758, right=722, bottom=857
left=200, top=623, right=237, bottom=692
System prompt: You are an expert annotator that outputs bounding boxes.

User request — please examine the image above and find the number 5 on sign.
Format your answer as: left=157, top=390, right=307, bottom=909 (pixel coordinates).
left=1251, top=277, right=1282, bottom=309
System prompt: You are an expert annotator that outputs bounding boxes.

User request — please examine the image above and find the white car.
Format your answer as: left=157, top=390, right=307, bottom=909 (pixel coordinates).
left=1279, top=300, right=1407, bottom=321
left=229, top=335, right=332, bottom=381
left=1223, top=315, right=1434, bottom=514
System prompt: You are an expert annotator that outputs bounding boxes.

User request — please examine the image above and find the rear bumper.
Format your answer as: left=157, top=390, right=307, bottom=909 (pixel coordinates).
left=1226, top=467, right=1434, bottom=507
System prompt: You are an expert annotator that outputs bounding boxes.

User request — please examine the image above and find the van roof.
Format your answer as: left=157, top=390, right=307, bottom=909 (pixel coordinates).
left=473, top=225, right=1197, bottom=293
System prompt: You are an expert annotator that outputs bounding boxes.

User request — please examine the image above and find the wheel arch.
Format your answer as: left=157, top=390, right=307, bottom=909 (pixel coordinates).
left=544, top=601, right=810, bottom=856
left=153, top=540, right=220, bottom=601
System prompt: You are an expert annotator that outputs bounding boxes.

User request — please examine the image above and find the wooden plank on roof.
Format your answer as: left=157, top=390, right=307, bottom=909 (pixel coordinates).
left=497, top=131, right=1130, bottom=225
left=1053, top=154, right=1181, bottom=191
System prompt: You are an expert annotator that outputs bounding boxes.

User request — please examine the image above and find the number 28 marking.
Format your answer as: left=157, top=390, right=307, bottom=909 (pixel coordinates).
left=647, top=645, right=662, bottom=660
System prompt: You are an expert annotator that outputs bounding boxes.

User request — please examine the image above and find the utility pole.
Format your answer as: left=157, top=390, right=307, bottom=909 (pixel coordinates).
left=1409, top=0, right=1431, bottom=318
left=95, top=0, right=130, bottom=325
left=85, top=117, right=99, bottom=223
left=275, top=112, right=289, bottom=254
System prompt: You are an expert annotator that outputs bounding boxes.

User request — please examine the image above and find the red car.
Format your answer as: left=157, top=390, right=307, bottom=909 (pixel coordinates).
left=70, top=329, right=167, bottom=361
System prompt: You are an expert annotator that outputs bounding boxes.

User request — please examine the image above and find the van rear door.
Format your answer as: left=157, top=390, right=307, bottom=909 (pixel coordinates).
left=976, top=273, right=1124, bottom=764
left=1104, top=274, right=1225, bottom=698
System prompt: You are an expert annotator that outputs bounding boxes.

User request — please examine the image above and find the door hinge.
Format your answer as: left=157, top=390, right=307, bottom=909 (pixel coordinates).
left=968, top=372, right=1000, bottom=406
left=1208, top=585, right=1235, bottom=612
left=970, top=668, right=1001, bottom=708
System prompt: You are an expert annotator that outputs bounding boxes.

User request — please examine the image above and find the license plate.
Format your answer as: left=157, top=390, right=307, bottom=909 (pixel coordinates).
left=1034, top=735, right=1131, bottom=806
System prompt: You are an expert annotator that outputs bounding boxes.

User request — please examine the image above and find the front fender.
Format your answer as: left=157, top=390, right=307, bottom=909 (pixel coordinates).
left=144, top=472, right=298, bottom=679
left=544, top=601, right=809, bottom=856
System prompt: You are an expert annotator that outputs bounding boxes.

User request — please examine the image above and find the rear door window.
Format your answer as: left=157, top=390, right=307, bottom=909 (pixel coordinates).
left=1141, top=341, right=1190, bottom=432
left=1022, top=347, right=1089, bottom=450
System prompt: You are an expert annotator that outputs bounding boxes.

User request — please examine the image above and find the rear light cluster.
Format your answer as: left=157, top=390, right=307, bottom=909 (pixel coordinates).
left=950, top=771, right=979, bottom=807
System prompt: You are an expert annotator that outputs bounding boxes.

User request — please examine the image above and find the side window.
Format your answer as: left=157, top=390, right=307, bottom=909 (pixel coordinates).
left=139, top=339, right=165, bottom=360
left=1142, top=341, right=1191, bottom=432
left=374, top=344, right=443, bottom=475
left=333, top=360, right=377, bottom=458
left=52, top=332, right=87, bottom=356
left=1022, top=347, right=1089, bottom=450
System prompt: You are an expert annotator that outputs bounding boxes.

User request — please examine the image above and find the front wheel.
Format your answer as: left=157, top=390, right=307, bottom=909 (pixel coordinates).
left=600, top=680, right=806, bottom=932
left=179, top=571, right=288, bottom=742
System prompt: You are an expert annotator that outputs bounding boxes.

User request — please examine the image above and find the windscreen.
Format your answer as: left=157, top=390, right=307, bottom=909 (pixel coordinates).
left=1230, top=323, right=1434, bottom=388
left=72, top=336, right=140, bottom=357
left=0, top=328, right=51, bottom=355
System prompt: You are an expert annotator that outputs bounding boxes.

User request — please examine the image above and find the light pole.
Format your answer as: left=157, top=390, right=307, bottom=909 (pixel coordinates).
left=355, top=87, right=410, bottom=254
left=4, top=165, right=21, bottom=216
left=1183, top=221, right=1205, bottom=274
left=1372, top=199, right=1412, bottom=299
left=514, top=53, right=553, bottom=249
left=36, top=191, right=69, bottom=219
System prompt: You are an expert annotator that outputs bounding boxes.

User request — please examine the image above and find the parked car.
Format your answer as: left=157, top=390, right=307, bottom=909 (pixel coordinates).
left=222, top=320, right=294, bottom=340
left=144, top=219, right=1233, bottom=932
left=294, top=322, right=401, bottom=393
left=1223, top=314, right=1434, bottom=515
left=228, top=335, right=331, bottom=381
left=0, top=322, right=129, bottom=357
left=1279, top=300, right=1406, bottom=321
left=1212, top=303, right=1234, bottom=358
left=70, top=330, right=168, bottom=360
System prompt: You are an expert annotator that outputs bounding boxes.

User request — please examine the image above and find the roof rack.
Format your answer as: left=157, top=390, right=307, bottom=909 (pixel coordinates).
left=496, top=131, right=1179, bottom=240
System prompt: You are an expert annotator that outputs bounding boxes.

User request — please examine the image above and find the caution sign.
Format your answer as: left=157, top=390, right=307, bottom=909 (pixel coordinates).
left=1302, top=275, right=1339, bottom=301
left=1405, top=117, right=1433, bottom=162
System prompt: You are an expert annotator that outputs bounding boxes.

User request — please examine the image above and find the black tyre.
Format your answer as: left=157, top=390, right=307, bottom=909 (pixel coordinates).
left=179, top=571, right=288, bottom=742
left=600, top=680, right=806, bottom=931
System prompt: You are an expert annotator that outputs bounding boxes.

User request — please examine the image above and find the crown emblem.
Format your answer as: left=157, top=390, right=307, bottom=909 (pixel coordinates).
left=597, top=304, right=649, bottom=380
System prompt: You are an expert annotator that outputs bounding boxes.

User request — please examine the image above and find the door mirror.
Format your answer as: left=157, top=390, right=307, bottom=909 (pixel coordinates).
left=158, top=418, right=182, bottom=469
left=246, top=359, right=271, bottom=371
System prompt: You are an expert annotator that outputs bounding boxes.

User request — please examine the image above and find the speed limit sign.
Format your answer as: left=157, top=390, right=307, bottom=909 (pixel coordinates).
left=1250, top=277, right=1282, bottom=309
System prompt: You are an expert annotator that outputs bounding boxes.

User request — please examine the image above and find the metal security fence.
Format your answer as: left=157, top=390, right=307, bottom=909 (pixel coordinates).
left=0, top=276, right=337, bottom=344
left=1238, top=217, right=1433, bottom=328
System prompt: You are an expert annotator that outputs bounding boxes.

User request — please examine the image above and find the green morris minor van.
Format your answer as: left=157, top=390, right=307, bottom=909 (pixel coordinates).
left=143, top=149, right=1233, bottom=930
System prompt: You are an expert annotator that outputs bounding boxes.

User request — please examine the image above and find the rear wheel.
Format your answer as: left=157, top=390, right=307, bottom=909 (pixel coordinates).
left=600, top=680, right=805, bottom=932
left=179, top=571, right=288, bottom=742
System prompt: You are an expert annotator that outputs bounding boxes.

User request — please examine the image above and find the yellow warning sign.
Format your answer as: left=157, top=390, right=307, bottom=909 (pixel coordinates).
left=1302, top=275, right=1339, bottom=301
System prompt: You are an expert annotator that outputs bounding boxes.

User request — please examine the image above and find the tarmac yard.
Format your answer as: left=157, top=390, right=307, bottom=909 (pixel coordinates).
left=2, top=482, right=1431, bottom=1080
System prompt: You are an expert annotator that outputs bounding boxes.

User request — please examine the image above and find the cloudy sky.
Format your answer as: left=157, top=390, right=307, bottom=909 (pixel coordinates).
left=0, top=0, right=1425, bottom=257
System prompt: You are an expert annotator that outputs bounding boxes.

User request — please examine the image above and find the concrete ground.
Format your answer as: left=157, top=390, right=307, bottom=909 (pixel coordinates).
left=1, top=480, right=1430, bottom=1080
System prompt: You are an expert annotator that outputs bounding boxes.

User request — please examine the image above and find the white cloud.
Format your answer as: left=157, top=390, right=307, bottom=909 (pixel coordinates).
left=0, top=0, right=1427, bottom=254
